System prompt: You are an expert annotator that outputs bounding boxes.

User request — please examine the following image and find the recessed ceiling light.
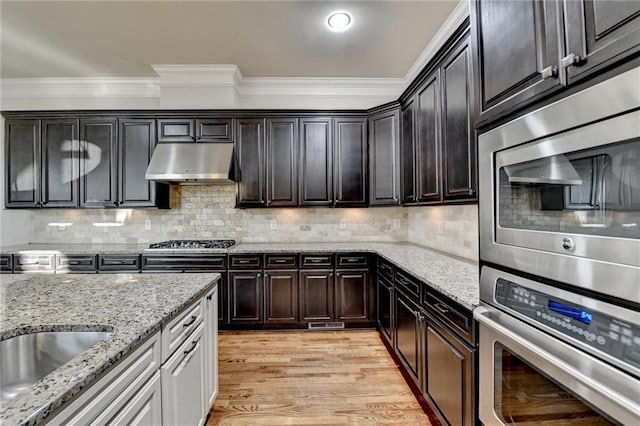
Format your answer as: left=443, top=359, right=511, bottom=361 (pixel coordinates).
left=327, top=11, right=352, bottom=32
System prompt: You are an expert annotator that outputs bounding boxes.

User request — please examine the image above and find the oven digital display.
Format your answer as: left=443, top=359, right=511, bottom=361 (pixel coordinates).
left=547, top=300, right=592, bottom=325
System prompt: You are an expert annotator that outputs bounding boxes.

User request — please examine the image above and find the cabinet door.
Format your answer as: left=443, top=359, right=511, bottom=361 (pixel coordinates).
left=266, top=118, right=298, bottom=207
left=204, top=288, right=219, bottom=409
left=395, top=291, right=422, bottom=386
left=377, top=275, right=394, bottom=344
left=264, top=270, right=299, bottom=323
left=236, top=119, right=266, bottom=207
left=157, top=118, right=195, bottom=142
left=369, top=108, right=401, bottom=206
left=299, top=118, right=333, bottom=206
left=79, top=118, right=117, bottom=208
left=333, top=117, right=367, bottom=206
left=5, top=119, right=40, bottom=207
left=472, top=0, right=561, bottom=125
left=228, top=271, right=263, bottom=323
left=299, top=270, right=334, bottom=322
left=563, top=0, right=640, bottom=83
left=119, top=119, right=167, bottom=208
left=335, top=269, right=369, bottom=322
left=415, top=72, right=442, bottom=204
left=196, top=118, right=233, bottom=142
left=161, top=323, right=205, bottom=426
left=425, top=321, right=475, bottom=426
left=441, top=38, right=477, bottom=202
left=400, top=99, right=417, bottom=204
left=110, top=372, right=162, bottom=426
left=41, top=119, right=79, bottom=207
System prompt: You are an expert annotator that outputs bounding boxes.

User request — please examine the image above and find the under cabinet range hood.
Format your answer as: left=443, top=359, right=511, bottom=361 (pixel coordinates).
left=145, top=143, right=238, bottom=185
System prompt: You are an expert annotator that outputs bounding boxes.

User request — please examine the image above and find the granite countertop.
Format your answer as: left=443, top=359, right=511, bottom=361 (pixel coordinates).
left=1, top=241, right=479, bottom=309
left=0, top=273, right=220, bottom=426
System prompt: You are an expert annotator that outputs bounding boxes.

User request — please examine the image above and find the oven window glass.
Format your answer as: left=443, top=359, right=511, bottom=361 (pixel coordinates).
left=497, top=139, right=639, bottom=239
left=494, top=345, right=616, bottom=424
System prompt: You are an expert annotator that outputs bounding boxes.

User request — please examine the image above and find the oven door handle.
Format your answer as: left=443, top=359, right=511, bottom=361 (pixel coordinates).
left=474, top=305, right=640, bottom=425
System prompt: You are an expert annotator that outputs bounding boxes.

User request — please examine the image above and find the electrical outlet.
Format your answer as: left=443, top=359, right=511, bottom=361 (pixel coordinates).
left=339, top=219, right=347, bottom=230
left=270, top=220, right=277, bottom=231
left=437, top=222, right=444, bottom=235
left=145, top=219, right=152, bottom=231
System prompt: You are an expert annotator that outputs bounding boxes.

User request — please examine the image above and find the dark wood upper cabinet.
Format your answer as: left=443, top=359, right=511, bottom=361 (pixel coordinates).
left=80, top=118, right=117, bottom=208
left=400, top=99, right=417, bottom=205
left=266, top=118, right=298, bottom=207
left=157, top=118, right=195, bottom=142
left=236, top=118, right=266, bottom=207
left=441, top=39, right=477, bottom=202
left=195, top=118, right=233, bottom=142
left=5, top=120, right=40, bottom=207
left=415, top=72, right=442, bottom=204
left=299, top=270, right=334, bottom=322
left=333, top=117, right=367, bottom=206
left=41, top=119, right=79, bottom=207
left=472, top=0, right=561, bottom=126
left=563, top=0, right=640, bottom=83
left=368, top=107, right=401, bottom=206
left=119, top=118, right=168, bottom=208
left=299, top=118, right=333, bottom=206
left=264, top=270, right=299, bottom=323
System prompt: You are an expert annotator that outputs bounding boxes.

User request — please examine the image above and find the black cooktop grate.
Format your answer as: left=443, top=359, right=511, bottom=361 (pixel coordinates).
left=148, top=239, right=236, bottom=249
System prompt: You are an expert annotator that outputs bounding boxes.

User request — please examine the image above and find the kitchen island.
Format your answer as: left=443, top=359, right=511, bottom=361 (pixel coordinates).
left=0, top=272, right=220, bottom=425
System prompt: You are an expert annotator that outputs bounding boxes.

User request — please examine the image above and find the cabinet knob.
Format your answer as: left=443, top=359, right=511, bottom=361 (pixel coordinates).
left=540, top=66, right=558, bottom=80
left=561, top=53, right=582, bottom=69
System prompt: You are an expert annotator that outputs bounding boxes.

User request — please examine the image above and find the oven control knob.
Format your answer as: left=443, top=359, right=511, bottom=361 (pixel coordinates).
left=562, top=237, right=575, bottom=251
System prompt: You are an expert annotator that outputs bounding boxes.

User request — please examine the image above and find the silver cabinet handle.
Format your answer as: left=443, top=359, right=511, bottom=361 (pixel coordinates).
left=561, top=53, right=582, bottom=69
left=433, top=302, right=449, bottom=315
left=540, top=66, right=558, bottom=80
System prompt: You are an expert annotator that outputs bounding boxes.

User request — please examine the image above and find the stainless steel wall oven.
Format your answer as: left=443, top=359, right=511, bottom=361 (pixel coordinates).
left=476, top=67, right=640, bottom=425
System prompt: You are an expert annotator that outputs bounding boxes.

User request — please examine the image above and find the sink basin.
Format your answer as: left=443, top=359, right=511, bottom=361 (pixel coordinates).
left=0, top=331, right=111, bottom=402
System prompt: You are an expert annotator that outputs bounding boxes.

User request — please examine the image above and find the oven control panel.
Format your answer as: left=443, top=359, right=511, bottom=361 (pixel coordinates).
left=495, top=279, right=640, bottom=371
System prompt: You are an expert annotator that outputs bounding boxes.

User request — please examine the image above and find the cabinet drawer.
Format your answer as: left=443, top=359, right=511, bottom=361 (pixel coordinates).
left=423, top=291, right=473, bottom=344
left=157, top=118, right=195, bottom=142
left=301, top=254, right=333, bottom=269
left=395, top=269, right=421, bottom=302
left=141, top=255, right=226, bottom=271
left=265, top=254, right=298, bottom=269
left=377, top=257, right=394, bottom=279
left=1, top=255, right=12, bottom=273
left=98, top=255, right=141, bottom=272
left=56, top=255, right=97, bottom=273
left=196, top=118, right=233, bottom=142
left=336, top=253, right=368, bottom=268
left=13, top=254, right=55, bottom=273
left=161, top=298, right=203, bottom=362
left=229, top=254, right=263, bottom=269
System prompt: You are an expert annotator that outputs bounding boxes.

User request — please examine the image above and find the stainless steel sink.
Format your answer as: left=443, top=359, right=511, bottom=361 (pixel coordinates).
left=0, top=331, right=111, bottom=402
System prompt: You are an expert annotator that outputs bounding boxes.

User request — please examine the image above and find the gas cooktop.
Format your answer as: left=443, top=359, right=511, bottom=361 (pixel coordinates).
left=148, top=239, right=236, bottom=249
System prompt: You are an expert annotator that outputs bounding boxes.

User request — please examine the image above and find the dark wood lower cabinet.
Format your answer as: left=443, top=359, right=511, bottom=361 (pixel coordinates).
left=394, top=291, right=423, bottom=386
left=228, top=271, right=263, bottom=324
left=377, top=274, right=394, bottom=344
left=424, top=318, right=475, bottom=426
left=264, top=270, right=299, bottom=323
left=335, top=269, right=370, bottom=322
left=299, top=270, right=334, bottom=322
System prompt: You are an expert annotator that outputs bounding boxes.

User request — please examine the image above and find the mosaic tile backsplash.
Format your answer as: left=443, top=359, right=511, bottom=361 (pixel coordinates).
left=13, top=185, right=479, bottom=260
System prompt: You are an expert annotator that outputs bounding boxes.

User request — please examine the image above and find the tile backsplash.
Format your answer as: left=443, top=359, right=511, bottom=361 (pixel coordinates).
left=14, top=186, right=478, bottom=261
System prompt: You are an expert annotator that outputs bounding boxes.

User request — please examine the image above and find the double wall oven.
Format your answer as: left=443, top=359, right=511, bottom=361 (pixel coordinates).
left=476, top=67, right=640, bottom=425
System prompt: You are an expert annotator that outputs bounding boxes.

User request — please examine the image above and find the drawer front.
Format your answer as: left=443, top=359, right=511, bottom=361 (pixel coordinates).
left=162, top=298, right=203, bottom=362
left=1, top=255, right=12, bottom=273
left=301, top=254, right=333, bottom=269
left=377, top=257, right=394, bottom=279
left=423, top=291, right=473, bottom=344
left=98, top=255, right=141, bottom=272
left=336, top=253, right=369, bottom=268
left=265, top=254, right=298, bottom=269
left=196, top=118, right=233, bottom=142
left=229, top=254, right=262, bottom=270
left=56, top=255, right=97, bottom=273
left=157, top=118, right=195, bottom=142
left=141, top=255, right=226, bottom=271
left=395, top=269, right=421, bottom=302
left=13, top=254, right=56, bottom=273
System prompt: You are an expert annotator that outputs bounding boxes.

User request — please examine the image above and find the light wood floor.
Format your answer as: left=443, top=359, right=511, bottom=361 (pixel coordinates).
left=207, top=330, right=431, bottom=425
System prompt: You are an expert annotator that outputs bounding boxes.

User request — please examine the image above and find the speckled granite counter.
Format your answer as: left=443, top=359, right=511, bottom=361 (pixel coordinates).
left=0, top=273, right=220, bottom=426
left=1, top=241, right=479, bottom=309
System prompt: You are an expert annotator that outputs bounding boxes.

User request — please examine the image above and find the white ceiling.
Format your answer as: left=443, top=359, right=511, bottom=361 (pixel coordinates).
left=1, top=0, right=460, bottom=79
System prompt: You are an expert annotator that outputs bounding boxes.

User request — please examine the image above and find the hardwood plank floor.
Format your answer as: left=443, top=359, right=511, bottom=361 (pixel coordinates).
left=207, top=330, right=431, bottom=425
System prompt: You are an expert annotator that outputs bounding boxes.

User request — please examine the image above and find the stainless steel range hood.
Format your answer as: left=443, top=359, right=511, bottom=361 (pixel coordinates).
left=145, top=143, right=238, bottom=185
